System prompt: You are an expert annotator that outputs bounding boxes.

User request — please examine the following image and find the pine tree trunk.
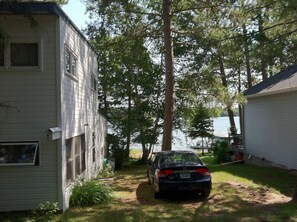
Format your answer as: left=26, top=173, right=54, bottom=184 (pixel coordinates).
left=125, top=88, right=131, bottom=159
left=201, top=137, right=204, bottom=156
left=141, top=144, right=149, bottom=163
left=258, top=13, right=268, bottom=80
left=242, top=24, right=252, bottom=88
left=162, top=0, right=175, bottom=151
left=218, top=55, right=236, bottom=134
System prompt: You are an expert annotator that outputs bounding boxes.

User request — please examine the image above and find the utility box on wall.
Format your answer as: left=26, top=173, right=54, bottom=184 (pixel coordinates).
left=48, top=127, right=62, bottom=140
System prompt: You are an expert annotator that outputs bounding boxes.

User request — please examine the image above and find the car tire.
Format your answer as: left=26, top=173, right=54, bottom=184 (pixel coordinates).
left=201, top=190, right=210, bottom=198
left=154, top=192, right=162, bottom=199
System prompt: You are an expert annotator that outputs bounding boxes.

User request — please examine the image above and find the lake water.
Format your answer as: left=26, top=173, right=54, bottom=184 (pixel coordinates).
left=132, top=116, right=240, bottom=151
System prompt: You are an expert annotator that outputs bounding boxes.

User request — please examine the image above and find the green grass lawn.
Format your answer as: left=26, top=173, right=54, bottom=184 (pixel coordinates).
left=1, top=153, right=297, bottom=222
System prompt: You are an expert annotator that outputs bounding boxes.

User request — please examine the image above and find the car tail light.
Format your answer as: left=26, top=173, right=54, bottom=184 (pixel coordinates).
left=195, top=167, right=210, bottom=176
left=156, top=169, right=174, bottom=178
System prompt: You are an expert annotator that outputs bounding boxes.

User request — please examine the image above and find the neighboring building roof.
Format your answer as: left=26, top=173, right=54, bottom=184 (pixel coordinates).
left=0, top=2, right=98, bottom=54
left=244, top=64, right=297, bottom=98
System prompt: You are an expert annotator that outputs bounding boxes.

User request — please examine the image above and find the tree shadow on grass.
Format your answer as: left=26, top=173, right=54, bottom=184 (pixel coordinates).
left=209, top=163, right=297, bottom=197
left=113, top=165, right=147, bottom=194
left=60, top=204, right=147, bottom=222
left=136, top=182, right=208, bottom=206
left=113, top=176, right=144, bottom=193
left=0, top=211, right=32, bottom=222
left=192, top=182, right=297, bottom=222
left=193, top=199, right=297, bottom=222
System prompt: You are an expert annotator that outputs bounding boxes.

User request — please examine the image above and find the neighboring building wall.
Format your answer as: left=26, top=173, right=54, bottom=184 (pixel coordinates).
left=0, top=15, right=58, bottom=211
left=58, top=17, right=105, bottom=210
left=244, top=91, right=297, bottom=170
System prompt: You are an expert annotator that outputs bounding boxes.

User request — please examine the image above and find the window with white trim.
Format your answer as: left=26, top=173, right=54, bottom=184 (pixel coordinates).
left=66, top=138, right=73, bottom=182
left=10, top=43, right=38, bottom=66
left=0, top=142, right=39, bottom=166
left=0, top=40, right=41, bottom=68
left=91, top=74, right=97, bottom=91
left=65, top=47, right=77, bottom=76
left=66, top=134, right=86, bottom=184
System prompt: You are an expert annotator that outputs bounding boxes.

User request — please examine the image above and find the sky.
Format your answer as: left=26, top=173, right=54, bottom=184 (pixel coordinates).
left=61, top=0, right=90, bottom=31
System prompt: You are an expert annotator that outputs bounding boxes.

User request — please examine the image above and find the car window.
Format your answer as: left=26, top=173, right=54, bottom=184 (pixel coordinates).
left=152, top=154, right=160, bottom=165
left=160, top=153, right=202, bottom=166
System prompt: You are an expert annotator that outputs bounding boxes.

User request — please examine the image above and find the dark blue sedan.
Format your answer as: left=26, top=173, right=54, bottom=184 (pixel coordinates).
left=147, top=150, right=212, bottom=199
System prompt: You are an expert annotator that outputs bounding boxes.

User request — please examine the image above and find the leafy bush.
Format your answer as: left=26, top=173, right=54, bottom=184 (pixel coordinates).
left=99, top=162, right=115, bottom=178
left=33, top=201, right=59, bottom=221
left=69, top=180, right=113, bottom=207
left=212, top=140, right=232, bottom=163
left=107, top=134, right=127, bottom=169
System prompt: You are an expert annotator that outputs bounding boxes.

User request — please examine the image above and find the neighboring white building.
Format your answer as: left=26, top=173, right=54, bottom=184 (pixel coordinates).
left=244, top=64, right=297, bottom=170
left=0, top=2, right=107, bottom=212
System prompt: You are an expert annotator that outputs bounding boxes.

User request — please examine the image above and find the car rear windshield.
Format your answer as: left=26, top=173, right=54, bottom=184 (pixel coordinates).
left=160, top=152, right=203, bottom=167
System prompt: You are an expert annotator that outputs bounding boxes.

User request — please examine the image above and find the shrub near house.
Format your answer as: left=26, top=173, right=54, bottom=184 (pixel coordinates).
left=212, top=140, right=232, bottom=163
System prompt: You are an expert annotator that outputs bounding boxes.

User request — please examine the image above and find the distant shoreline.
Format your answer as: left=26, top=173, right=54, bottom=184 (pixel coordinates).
left=131, top=116, right=240, bottom=150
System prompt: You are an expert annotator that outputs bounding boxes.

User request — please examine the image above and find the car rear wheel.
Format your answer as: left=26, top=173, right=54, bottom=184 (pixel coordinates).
left=201, top=190, right=210, bottom=198
left=154, top=191, right=162, bottom=199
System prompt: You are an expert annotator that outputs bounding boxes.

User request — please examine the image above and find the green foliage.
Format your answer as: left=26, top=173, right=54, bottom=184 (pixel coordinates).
left=212, top=140, right=232, bottom=163
left=69, top=180, right=113, bottom=207
left=0, top=0, right=68, bottom=4
left=99, top=162, right=115, bottom=178
left=0, top=26, right=8, bottom=43
left=90, top=27, right=164, bottom=160
left=85, top=0, right=297, bottom=154
left=107, top=133, right=128, bottom=169
left=33, top=201, right=59, bottom=221
left=188, top=104, right=213, bottom=139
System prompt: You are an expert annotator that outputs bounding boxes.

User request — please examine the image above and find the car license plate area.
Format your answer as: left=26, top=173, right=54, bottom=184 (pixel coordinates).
left=180, top=173, right=191, bottom=179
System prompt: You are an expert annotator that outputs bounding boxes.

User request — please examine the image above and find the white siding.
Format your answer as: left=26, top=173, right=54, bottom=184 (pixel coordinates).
left=59, top=17, right=105, bottom=210
left=245, top=91, right=297, bottom=170
left=0, top=10, right=106, bottom=213
left=0, top=15, right=58, bottom=211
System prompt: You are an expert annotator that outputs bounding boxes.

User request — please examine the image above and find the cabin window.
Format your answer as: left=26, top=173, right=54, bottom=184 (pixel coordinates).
left=0, top=142, right=39, bottom=166
left=66, top=138, right=73, bottom=182
left=92, top=132, right=96, bottom=163
left=92, top=132, right=95, bottom=147
left=74, top=134, right=86, bottom=176
left=81, top=135, right=86, bottom=172
left=91, top=74, right=97, bottom=91
left=0, top=42, right=4, bottom=66
left=10, top=43, right=38, bottom=66
left=66, top=134, right=86, bottom=184
left=0, top=40, right=42, bottom=69
left=92, top=147, right=96, bottom=163
left=65, top=47, right=77, bottom=76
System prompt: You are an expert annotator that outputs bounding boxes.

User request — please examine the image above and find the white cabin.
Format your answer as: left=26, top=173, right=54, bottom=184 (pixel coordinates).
left=244, top=64, right=297, bottom=170
left=0, top=2, right=107, bottom=212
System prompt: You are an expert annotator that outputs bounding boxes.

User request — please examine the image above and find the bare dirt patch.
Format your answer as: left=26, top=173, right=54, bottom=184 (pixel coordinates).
left=228, top=181, right=291, bottom=205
